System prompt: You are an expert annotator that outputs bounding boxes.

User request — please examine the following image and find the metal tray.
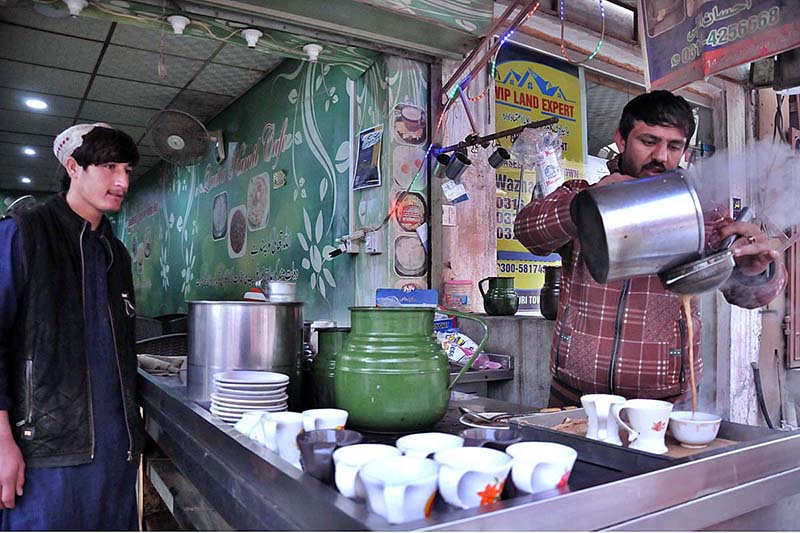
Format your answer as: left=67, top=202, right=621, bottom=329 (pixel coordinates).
left=512, top=409, right=783, bottom=475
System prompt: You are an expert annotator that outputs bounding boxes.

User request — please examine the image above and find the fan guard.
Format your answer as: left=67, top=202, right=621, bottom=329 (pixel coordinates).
left=146, top=109, right=211, bottom=166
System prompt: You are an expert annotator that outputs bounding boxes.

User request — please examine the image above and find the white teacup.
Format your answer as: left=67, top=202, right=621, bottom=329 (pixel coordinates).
left=332, top=444, right=402, bottom=500
left=259, top=411, right=304, bottom=468
left=302, top=408, right=348, bottom=431
left=359, top=456, right=439, bottom=524
left=581, top=394, right=626, bottom=445
left=395, top=432, right=464, bottom=459
left=669, top=411, right=722, bottom=448
left=612, top=399, right=673, bottom=454
left=505, top=442, right=578, bottom=494
left=433, top=446, right=512, bottom=509
left=233, top=410, right=269, bottom=438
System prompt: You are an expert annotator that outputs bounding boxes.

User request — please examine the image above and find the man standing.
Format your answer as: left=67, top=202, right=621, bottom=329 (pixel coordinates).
left=514, top=91, right=785, bottom=407
left=0, top=123, right=143, bottom=529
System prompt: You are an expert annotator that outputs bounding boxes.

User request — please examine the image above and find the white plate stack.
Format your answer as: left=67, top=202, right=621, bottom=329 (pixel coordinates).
left=210, top=370, right=290, bottom=424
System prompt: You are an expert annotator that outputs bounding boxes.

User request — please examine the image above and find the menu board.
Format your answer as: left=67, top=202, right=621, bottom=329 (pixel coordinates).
left=118, top=59, right=356, bottom=321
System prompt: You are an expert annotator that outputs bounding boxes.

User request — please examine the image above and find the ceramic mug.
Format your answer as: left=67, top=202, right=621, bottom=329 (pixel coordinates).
left=332, top=443, right=402, bottom=500
left=359, top=456, right=439, bottom=524
left=259, top=411, right=304, bottom=468
left=297, top=429, right=363, bottom=483
left=302, top=408, right=348, bottom=432
left=233, top=410, right=269, bottom=438
left=581, top=394, right=626, bottom=445
left=395, top=432, right=464, bottom=459
left=433, top=446, right=512, bottom=509
left=612, top=399, right=673, bottom=454
left=505, top=442, right=578, bottom=494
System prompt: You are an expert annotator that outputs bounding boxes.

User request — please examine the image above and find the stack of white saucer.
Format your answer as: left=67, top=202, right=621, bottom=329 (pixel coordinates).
left=210, top=370, right=289, bottom=424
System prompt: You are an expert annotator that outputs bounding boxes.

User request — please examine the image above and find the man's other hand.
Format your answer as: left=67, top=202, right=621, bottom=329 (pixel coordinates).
left=718, top=221, right=780, bottom=276
left=594, top=172, right=635, bottom=188
left=0, top=414, right=24, bottom=509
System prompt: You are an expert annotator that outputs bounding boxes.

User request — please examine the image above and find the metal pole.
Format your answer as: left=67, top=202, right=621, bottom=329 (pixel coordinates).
left=434, top=116, right=558, bottom=155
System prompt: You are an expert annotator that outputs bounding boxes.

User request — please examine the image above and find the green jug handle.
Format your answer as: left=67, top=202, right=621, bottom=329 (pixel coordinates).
left=441, top=308, right=489, bottom=390
left=477, top=277, right=490, bottom=299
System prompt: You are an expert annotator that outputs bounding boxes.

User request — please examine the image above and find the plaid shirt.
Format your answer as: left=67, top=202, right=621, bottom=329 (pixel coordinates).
left=514, top=160, right=786, bottom=399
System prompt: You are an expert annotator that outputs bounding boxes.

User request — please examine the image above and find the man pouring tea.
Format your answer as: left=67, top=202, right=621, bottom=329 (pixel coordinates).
left=514, top=90, right=785, bottom=408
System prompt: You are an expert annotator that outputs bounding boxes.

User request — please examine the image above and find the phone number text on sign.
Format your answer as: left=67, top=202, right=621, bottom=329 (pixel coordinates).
left=671, top=6, right=780, bottom=68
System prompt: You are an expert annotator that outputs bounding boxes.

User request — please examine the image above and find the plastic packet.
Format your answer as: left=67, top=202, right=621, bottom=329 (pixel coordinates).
left=512, top=128, right=565, bottom=197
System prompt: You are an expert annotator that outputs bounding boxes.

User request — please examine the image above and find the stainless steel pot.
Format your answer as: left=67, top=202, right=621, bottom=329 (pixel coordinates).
left=571, top=170, right=705, bottom=283
left=187, top=300, right=303, bottom=408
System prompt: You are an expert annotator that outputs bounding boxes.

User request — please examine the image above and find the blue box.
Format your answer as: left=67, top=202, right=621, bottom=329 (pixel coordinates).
left=376, top=288, right=438, bottom=308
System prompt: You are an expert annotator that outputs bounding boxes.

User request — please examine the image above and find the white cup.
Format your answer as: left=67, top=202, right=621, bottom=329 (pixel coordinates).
left=258, top=411, right=304, bottom=468
left=332, top=444, right=402, bottom=500
left=359, top=456, right=439, bottom=524
left=669, top=411, right=722, bottom=448
left=302, top=408, right=348, bottom=432
left=505, top=442, right=578, bottom=494
left=581, top=394, right=626, bottom=445
left=433, top=446, right=512, bottom=509
left=268, top=281, right=297, bottom=302
left=233, top=410, right=269, bottom=438
left=395, top=432, right=464, bottom=459
left=612, top=399, right=673, bottom=454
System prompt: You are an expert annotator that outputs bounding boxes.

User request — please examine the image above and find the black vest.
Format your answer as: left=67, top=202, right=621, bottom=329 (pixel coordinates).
left=9, top=194, right=143, bottom=468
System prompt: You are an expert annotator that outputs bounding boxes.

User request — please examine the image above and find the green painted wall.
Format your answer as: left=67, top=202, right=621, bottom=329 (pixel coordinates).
left=119, top=59, right=356, bottom=322
left=353, top=56, right=430, bottom=303
left=120, top=54, right=431, bottom=321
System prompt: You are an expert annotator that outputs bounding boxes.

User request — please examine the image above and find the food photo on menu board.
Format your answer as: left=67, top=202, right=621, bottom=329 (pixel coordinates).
left=227, top=205, right=248, bottom=259
left=393, top=103, right=426, bottom=145
left=212, top=191, right=228, bottom=241
left=353, top=125, right=383, bottom=190
left=247, top=173, right=270, bottom=231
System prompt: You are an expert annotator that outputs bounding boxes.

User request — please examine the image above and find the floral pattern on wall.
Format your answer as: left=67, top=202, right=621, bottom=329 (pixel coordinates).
left=118, top=59, right=354, bottom=321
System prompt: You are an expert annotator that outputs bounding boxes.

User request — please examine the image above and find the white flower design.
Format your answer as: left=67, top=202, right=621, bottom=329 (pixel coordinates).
left=180, top=241, right=195, bottom=297
left=297, top=208, right=337, bottom=299
left=159, top=244, right=170, bottom=290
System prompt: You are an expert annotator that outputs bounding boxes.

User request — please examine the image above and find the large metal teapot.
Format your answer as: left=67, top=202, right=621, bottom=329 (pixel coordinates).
left=571, top=170, right=705, bottom=283
left=334, top=307, right=488, bottom=433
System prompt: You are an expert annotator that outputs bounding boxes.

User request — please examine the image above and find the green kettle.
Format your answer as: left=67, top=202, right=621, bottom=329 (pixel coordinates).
left=478, top=276, right=519, bottom=316
left=334, top=307, right=488, bottom=433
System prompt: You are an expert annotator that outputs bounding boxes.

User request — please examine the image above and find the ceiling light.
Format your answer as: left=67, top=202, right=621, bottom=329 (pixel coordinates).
left=19, top=177, right=32, bottom=184
left=241, top=29, right=263, bottom=48
left=167, top=15, right=190, bottom=35
left=25, top=98, right=48, bottom=110
left=303, top=43, right=323, bottom=62
left=22, top=147, right=37, bottom=156
left=63, top=0, right=87, bottom=17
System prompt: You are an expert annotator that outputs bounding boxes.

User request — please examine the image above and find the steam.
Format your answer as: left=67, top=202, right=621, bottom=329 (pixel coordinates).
left=686, top=140, right=800, bottom=237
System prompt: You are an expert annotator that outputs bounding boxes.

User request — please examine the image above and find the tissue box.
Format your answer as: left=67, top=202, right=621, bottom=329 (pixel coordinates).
left=376, top=288, right=438, bottom=308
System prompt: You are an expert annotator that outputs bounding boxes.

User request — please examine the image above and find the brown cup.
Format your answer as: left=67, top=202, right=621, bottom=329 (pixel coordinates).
left=459, top=427, right=522, bottom=450
left=297, top=429, right=363, bottom=484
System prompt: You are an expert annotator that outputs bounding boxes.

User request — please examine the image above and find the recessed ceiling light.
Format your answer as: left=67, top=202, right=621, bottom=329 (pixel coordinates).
left=25, top=98, right=48, bottom=110
left=19, top=177, right=32, bottom=184
left=22, top=147, right=37, bottom=156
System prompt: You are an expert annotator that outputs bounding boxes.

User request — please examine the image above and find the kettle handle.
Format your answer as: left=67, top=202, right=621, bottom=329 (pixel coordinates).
left=477, top=277, right=490, bottom=299
left=442, top=308, right=489, bottom=390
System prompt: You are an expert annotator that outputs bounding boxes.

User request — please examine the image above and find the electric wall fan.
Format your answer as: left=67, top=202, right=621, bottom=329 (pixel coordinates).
left=146, top=109, right=225, bottom=166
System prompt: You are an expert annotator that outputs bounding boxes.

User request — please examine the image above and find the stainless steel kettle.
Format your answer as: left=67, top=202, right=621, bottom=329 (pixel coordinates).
left=571, top=170, right=705, bottom=283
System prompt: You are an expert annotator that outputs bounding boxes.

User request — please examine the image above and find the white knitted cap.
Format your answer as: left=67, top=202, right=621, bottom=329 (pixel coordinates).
left=52, top=122, right=111, bottom=167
